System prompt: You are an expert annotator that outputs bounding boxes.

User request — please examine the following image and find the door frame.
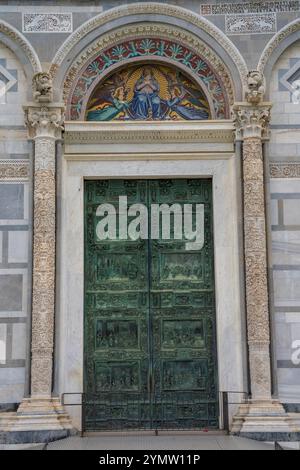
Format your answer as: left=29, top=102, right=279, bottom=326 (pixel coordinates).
left=56, top=121, right=247, bottom=431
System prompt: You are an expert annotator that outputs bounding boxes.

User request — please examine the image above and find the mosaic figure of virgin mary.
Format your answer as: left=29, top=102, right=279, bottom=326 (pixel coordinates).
left=86, top=64, right=211, bottom=121
left=130, top=67, right=161, bottom=119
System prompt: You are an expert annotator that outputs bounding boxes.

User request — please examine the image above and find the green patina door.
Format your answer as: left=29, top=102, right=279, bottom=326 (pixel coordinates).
left=84, top=179, right=218, bottom=430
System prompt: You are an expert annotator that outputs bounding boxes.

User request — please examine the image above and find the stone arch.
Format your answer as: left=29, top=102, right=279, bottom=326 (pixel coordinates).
left=66, top=26, right=234, bottom=120
left=0, top=19, right=41, bottom=83
left=50, top=3, right=247, bottom=105
left=258, top=19, right=300, bottom=100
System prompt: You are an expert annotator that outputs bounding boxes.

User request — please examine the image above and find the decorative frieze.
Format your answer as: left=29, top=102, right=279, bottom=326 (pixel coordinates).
left=22, top=13, right=72, bottom=33
left=226, top=13, right=277, bottom=35
left=0, top=160, right=29, bottom=181
left=201, top=2, right=299, bottom=15
left=270, top=162, right=300, bottom=177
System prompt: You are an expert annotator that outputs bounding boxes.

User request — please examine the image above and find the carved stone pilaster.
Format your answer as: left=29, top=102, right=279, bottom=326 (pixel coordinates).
left=230, top=99, right=296, bottom=437
left=24, top=104, right=64, bottom=398
left=233, top=103, right=272, bottom=401
left=0, top=102, right=72, bottom=441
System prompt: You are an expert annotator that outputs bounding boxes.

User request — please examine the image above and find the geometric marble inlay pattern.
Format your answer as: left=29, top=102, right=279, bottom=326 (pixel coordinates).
left=0, top=59, right=17, bottom=100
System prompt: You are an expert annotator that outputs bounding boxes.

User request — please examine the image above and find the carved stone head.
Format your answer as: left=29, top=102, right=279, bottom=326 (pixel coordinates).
left=246, top=71, right=265, bottom=104
left=33, top=72, right=53, bottom=103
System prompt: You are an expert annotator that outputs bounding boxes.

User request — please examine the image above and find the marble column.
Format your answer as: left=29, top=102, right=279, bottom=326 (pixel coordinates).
left=8, top=103, right=73, bottom=437
left=24, top=105, right=63, bottom=397
left=232, top=80, right=295, bottom=435
left=0, top=75, right=74, bottom=441
left=233, top=102, right=273, bottom=401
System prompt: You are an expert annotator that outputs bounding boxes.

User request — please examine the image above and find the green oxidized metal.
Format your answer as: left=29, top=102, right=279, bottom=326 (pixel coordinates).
left=84, top=179, right=218, bottom=430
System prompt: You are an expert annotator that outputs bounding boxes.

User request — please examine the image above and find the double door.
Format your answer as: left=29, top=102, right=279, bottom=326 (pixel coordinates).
left=84, top=179, right=218, bottom=430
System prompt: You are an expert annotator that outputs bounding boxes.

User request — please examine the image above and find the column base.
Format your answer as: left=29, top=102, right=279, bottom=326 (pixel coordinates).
left=231, top=400, right=300, bottom=441
left=0, top=397, right=74, bottom=444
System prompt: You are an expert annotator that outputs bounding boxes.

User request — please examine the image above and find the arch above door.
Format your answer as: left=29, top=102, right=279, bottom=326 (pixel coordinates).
left=64, top=24, right=236, bottom=121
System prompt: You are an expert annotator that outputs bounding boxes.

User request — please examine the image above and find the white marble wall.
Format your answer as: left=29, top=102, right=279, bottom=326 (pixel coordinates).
left=0, top=42, right=30, bottom=407
left=269, top=41, right=300, bottom=405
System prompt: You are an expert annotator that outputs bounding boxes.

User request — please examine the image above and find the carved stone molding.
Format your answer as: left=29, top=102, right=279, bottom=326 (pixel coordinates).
left=0, top=159, right=30, bottom=181
left=64, top=121, right=234, bottom=146
left=23, top=13, right=73, bottom=34
left=50, top=3, right=247, bottom=88
left=258, top=18, right=300, bottom=73
left=0, top=19, right=41, bottom=74
left=270, top=162, right=300, bottom=178
left=63, top=23, right=234, bottom=120
left=233, top=103, right=271, bottom=140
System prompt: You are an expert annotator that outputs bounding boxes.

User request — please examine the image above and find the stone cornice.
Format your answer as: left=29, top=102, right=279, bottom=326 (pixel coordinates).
left=64, top=120, right=235, bottom=145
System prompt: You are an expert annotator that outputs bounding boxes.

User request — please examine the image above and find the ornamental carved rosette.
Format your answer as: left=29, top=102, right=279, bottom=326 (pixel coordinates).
left=24, top=103, right=64, bottom=397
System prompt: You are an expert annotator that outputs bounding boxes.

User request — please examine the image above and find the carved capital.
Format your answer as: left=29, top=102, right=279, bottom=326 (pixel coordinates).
left=24, top=104, right=65, bottom=139
left=232, top=103, right=271, bottom=140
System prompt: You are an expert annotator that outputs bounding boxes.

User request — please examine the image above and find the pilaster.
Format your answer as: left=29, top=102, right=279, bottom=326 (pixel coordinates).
left=231, top=72, right=298, bottom=439
left=0, top=74, right=72, bottom=443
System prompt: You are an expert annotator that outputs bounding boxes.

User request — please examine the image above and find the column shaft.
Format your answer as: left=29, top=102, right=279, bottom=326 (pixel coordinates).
left=242, top=136, right=272, bottom=400
left=31, top=137, right=56, bottom=396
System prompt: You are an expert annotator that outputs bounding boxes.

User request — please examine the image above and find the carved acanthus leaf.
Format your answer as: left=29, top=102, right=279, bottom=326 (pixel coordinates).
left=232, top=104, right=271, bottom=140
left=24, top=105, right=64, bottom=138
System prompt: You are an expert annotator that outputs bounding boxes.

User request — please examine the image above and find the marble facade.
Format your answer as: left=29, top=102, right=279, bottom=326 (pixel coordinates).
left=0, top=1, right=299, bottom=443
